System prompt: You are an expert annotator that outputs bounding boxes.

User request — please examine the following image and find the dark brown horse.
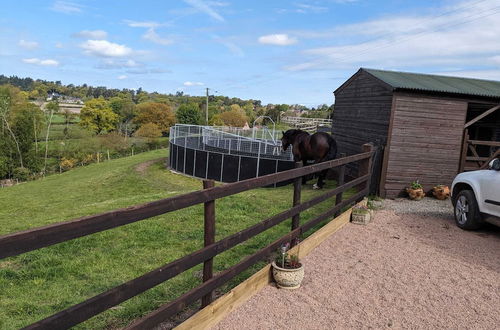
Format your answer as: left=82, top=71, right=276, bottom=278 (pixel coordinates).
left=281, top=129, right=337, bottom=189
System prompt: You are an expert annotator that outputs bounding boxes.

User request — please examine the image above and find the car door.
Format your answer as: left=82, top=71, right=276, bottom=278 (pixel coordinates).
left=478, top=167, right=500, bottom=217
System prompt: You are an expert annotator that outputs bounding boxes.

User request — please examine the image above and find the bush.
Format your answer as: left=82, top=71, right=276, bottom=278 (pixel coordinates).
left=0, top=156, right=11, bottom=179
left=12, top=167, right=30, bottom=181
left=60, top=158, right=77, bottom=171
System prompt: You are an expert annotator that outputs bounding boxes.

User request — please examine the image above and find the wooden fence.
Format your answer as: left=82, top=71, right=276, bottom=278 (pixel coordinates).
left=0, top=144, right=374, bottom=329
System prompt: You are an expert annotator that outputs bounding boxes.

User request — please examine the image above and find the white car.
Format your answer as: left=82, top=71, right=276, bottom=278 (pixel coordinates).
left=451, top=158, right=500, bottom=230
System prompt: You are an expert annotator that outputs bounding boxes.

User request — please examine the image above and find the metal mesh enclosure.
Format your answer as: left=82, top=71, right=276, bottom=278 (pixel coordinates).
left=168, top=124, right=295, bottom=186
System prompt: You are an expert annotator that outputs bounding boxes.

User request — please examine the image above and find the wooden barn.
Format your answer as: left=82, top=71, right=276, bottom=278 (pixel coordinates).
left=331, top=68, right=500, bottom=198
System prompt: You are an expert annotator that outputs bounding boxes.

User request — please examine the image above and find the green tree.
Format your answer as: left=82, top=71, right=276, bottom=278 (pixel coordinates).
left=176, top=103, right=201, bottom=125
left=266, top=104, right=288, bottom=122
left=43, top=101, right=59, bottom=172
left=110, top=97, right=136, bottom=136
left=135, top=102, right=175, bottom=134
left=79, top=98, right=118, bottom=134
left=0, top=85, right=45, bottom=176
left=0, top=85, right=28, bottom=169
left=219, top=108, right=248, bottom=127
left=134, top=122, right=162, bottom=148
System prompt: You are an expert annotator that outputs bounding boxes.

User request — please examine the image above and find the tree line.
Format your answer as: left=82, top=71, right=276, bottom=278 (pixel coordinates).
left=0, top=75, right=332, bottom=182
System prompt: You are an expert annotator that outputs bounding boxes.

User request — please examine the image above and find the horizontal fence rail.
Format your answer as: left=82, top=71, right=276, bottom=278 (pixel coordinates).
left=0, top=152, right=370, bottom=259
left=0, top=143, right=374, bottom=329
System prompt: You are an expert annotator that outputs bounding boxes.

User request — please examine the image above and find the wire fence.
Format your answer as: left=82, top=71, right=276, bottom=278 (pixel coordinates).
left=169, top=124, right=295, bottom=185
left=170, top=124, right=293, bottom=161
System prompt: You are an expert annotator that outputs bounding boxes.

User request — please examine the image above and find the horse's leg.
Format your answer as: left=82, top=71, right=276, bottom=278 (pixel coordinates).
left=314, top=169, right=328, bottom=190
left=302, top=159, right=308, bottom=184
left=313, top=153, right=328, bottom=190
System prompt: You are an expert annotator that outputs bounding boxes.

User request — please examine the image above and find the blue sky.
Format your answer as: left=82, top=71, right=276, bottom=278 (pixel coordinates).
left=1, top=0, right=500, bottom=105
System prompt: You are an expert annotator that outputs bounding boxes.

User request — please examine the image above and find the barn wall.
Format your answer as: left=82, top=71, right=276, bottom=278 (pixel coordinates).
left=332, top=70, right=393, bottom=194
left=382, top=93, right=468, bottom=198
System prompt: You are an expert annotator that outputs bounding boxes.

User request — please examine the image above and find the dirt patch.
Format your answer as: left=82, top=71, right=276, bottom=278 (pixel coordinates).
left=214, top=200, right=500, bottom=329
left=134, top=157, right=166, bottom=175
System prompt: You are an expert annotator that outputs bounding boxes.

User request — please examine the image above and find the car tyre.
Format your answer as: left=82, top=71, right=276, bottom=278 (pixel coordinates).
left=454, top=190, right=482, bottom=230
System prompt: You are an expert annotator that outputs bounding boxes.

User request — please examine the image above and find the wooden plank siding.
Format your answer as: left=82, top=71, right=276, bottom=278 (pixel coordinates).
left=332, top=70, right=393, bottom=194
left=382, top=94, right=468, bottom=197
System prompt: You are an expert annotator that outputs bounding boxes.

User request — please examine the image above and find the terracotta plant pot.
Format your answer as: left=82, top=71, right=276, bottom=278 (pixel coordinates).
left=432, top=185, right=450, bottom=200
left=271, top=261, right=304, bottom=289
left=406, top=187, right=425, bottom=200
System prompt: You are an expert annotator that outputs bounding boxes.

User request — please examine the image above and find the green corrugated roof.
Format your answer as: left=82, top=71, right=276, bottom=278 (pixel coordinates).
left=363, top=68, right=500, bottom=98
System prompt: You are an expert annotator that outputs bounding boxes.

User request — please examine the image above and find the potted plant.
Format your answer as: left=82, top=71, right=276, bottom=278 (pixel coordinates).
left=406, top=180, right=425, bottom=200
left=351, top=204, right=373, bottom=225
left=271, top=242, right=304, bottom=289
left=432, top=185, right=450, bottom=200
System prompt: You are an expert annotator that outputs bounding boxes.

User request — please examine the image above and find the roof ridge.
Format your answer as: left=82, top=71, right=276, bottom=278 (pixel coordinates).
left=361, top=67, right=500, bottom=84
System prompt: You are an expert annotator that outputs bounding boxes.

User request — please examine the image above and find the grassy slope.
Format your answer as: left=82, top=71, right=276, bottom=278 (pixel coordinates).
left=0, top=149, right=351, bottom=329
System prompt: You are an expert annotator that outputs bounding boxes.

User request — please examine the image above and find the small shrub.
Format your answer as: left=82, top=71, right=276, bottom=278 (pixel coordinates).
left=410, top=180, right=423, bottom=190
left=60, top=158, right=77, bottom=171
left=80, top=154, right=95, bottom=166
left=12, top=167, right=30, bottom=181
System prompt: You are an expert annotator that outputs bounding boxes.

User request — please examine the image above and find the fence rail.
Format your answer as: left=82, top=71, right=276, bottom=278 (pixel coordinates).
left=460, top=129, right=500, bottom=171
left=0, top=144, right=374, bottom=329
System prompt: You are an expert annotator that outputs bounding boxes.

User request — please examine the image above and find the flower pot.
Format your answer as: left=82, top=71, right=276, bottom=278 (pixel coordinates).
left=271, top=261, right=304, bottom=289
left=406, top=188, right=425, bottom=200
left=432, top=186, right=450, bottom=200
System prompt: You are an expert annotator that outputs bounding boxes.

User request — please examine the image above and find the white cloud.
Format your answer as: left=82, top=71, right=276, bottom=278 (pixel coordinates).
left=117, top=75, right=128, bottom=80
left=285, top=0, right=500, bottom=71
left=22, top=58, right=59, bottom=66
left=125, top=20, right=163, bottom=28
left=183, top=0, right=225, bottom=22
left=50, top=1, right=82, bottom=14
left=143, top=29, right=173, bottom=45
left=126, top=68, right=170, bottom=74
left=73, top=30, right=108, bottom=39
left=434, top=69, right=500, bottom=81
left=258, top=34, right=297, bottom=46
left=96, top=59, right=141, bottom=69
left=295, top=3, right=328, bottom=14
left=184, top=81, right=204, bottom=86
left=55, top=42, right=64, bottom=48
left=125, top=20, right=173, bottom=45
left=18, top=40, right=39, bottom=50
left=331, top=0, right=358, bottom=3
left=80, top=40, right=132, bottom=57
left=212, top=35, right=244, bottom=57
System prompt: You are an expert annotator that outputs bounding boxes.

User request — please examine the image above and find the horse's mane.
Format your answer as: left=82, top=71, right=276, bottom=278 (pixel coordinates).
left=283, top=129, right=309, bottom=139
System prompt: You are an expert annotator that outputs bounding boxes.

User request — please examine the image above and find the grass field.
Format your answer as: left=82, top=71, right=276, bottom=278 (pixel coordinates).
left=0, top=148, right=352, bottom=329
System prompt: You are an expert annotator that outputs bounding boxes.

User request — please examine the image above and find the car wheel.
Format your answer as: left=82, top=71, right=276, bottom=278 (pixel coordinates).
left=454, top=190, right=482, bottom=230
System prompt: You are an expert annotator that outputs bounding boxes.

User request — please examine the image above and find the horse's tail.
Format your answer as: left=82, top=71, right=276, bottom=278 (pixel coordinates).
left=325, top=134, right=337, bottom=160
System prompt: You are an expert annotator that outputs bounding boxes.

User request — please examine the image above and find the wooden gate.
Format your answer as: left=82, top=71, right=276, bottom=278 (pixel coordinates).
left=460, top=129, right=500, bottom=172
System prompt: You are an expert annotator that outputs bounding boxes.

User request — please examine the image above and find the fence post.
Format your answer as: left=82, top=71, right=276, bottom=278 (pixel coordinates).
left=359, top=143, right=374, bottom=198
left=291, top=162, right=302, bottom=247
left=334, top=153, right=346, bottom=217
left=201, top=180, right=215, bottom=308
left=459, top=129, right=469, bottom=173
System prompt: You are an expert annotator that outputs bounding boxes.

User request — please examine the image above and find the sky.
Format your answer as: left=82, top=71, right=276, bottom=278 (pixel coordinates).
left=1, top=0, right=500, bottom=106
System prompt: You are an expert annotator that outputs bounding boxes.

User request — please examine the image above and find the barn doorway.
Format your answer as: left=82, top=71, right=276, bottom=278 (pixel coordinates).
left=460, top=102, right=500, bottom=171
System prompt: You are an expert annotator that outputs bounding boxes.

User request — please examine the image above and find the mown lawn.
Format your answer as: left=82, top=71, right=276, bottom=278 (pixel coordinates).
left=0, top=149, right=352, bottom=329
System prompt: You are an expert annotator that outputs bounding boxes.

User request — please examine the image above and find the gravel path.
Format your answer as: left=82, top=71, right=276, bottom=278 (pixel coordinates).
left=214, top=198, right=500, bottom=329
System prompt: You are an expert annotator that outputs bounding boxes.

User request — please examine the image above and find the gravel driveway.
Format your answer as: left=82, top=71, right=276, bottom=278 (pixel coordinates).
left=214, top=198, right=500, bottom=329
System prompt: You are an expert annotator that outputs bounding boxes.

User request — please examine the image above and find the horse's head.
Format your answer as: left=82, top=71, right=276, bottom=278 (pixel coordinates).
left=281, top=130, right=295, bottom=152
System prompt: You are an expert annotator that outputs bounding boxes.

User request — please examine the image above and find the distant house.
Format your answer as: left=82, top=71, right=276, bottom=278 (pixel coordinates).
left=46, top=92, right=83, bottom=104
left=46, top=92, right=61, bottom=101
left=332, top=68, right=500, bottom=198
